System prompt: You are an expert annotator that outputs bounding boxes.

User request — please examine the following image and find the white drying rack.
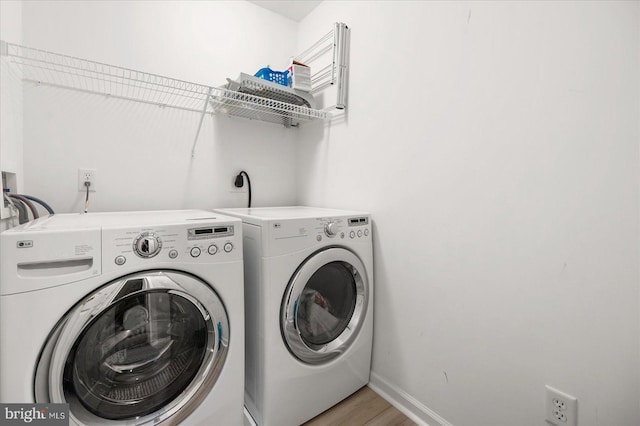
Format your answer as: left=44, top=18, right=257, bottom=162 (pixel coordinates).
left=295, top=22, right=350, bottom=110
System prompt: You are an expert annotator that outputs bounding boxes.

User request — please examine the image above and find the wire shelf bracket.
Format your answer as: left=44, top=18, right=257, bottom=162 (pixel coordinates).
left=191, top=86, right=213, bottom=158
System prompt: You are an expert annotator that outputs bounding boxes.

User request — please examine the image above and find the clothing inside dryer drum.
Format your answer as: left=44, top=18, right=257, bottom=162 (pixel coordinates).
left=63, top=290, right=208, bottom=420
left=297, top=261, right=357, bottom=346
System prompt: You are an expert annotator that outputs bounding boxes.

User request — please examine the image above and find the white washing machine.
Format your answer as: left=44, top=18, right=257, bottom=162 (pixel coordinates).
left=215, top=206, right=373, bottom=426
left=0, top=210, right=245, bottom=425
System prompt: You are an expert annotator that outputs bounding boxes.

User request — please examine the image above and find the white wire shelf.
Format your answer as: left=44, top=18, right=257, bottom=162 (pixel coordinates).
left=211, top=89, right=327, bottom=128
left=1, top=41, right=214, bottom=114
left=0, top=41, right=330, bottom=126
left=0, top=23, right=348, bottom=155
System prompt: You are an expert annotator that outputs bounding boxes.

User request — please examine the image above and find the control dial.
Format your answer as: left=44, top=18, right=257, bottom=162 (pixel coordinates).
left=133, top=232, right=162, bottom=258
left=324, top=221, right=338, bottom=237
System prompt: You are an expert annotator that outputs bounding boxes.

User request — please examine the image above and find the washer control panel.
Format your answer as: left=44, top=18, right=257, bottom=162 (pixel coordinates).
left=188, top=225, right=234, bottom=240
left=103, top=219, right=241, bottom=269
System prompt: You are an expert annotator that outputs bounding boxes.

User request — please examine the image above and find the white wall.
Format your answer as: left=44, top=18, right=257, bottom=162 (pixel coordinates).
left=20, top=0, right=301, bottom=213
left=0, top=0, right=23, bottom=231
left=298, top=2, right=640, bottom=426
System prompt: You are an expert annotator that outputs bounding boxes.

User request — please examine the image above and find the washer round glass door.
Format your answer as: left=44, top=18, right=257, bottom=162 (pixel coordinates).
left=35, top=270, right=229, bottom=425
left=281, top=248, right=368, bottom=364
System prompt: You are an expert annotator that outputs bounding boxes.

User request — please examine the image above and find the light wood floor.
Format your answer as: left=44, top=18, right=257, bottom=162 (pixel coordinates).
left=303, top=386, right=416, bottom=426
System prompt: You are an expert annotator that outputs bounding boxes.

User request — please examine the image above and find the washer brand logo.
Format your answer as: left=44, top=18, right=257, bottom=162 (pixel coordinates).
left=1, top=404, right=68, bottom=425
left=16, top=240, right=33, bottom=248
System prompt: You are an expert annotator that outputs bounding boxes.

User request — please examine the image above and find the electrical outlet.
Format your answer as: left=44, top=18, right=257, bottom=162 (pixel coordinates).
left=78, top=168, right=97, bottom=192
left=545, top=385, right=577, bottom=426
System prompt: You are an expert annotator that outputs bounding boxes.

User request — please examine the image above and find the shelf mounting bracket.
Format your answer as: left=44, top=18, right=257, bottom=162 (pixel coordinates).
left=191, top=86, right=213, bottom=158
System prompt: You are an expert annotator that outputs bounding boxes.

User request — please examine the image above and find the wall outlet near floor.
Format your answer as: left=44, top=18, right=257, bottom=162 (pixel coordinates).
left=545, top=385, right=577, bottom=426
left=78, top=168, right=97, bottom=192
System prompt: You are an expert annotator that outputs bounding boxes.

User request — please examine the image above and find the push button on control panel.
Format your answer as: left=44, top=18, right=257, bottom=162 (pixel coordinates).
left=208, top=245, right=218, bottom=255
left=114, top=255, right=126, bottom=266
left=348, top=228, right=369, bottom=239
left=190, top=247, right=201, bottom=258
left=168, top=250, right=178, bottom=259
left=224, top=243, right=233, bottom=253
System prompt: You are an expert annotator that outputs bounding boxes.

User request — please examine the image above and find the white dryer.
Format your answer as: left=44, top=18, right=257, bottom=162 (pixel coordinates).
left=0, top=210, right=244, bottom=425
left=215, top=206, right=373, bottom=426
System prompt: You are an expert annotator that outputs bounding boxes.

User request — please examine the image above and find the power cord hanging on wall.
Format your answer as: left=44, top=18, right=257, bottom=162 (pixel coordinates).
left=84, top=181, right=91, bottom=213
left=234, top=171, right=252, bottom=208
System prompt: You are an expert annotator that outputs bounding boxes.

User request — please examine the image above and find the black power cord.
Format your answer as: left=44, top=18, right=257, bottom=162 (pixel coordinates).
left=84, top=181, right=91, bottom=213
left=234, top=171, right=252, bottom=208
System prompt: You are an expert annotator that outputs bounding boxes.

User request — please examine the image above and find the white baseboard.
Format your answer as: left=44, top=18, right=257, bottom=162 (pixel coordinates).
left=368, top=371, right=454, bottom=426
left=243, top=407, right=257, bottom=426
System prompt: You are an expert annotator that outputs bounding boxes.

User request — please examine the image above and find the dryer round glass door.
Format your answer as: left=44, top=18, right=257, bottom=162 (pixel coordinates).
left=35, top=270, right=230, bottom=425
left=281, top=248, right=369, bottom=364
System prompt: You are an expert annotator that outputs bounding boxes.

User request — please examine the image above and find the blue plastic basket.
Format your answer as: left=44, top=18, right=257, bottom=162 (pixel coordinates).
left=254, top=67, right=290, bottom=87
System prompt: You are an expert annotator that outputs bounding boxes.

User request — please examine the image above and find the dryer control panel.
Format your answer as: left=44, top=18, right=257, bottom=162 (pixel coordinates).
left=317, top=216, right=370, bottom=240
left=346, top=216, right=370, bottom=240
left=103, top=220, right=242, bottom=270
left=266, top=215, right=371, bottom=257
